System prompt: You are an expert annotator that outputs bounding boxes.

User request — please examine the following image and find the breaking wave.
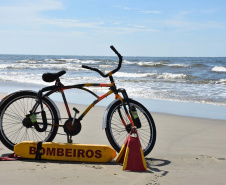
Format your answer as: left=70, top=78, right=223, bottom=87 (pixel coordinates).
left=212, top=66, right=226, bottom=72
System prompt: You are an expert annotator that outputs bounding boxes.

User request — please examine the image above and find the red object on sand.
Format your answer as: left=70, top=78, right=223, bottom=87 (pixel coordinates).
left=0, top=153, right=21, bottom=161
left=115, top=130, right=148, bottom=171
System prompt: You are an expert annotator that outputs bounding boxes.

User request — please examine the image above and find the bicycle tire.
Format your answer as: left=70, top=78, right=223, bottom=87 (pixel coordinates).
left=0, top=91, right=59, bottom=151
left=105, top=99, right=156, bottom=157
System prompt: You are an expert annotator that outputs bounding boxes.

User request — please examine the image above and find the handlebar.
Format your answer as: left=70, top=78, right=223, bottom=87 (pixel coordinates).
left=82, top=45, right=122, bottom=78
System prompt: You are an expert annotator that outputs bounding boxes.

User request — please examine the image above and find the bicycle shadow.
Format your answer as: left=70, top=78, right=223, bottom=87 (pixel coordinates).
left=145, top=158, right=171, bottom=175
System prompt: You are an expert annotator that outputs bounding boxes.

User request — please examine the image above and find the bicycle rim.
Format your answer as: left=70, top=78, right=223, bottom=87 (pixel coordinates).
left=107, top=100, right=156, bottom=156
left=0, top=94, right=58, bottom=150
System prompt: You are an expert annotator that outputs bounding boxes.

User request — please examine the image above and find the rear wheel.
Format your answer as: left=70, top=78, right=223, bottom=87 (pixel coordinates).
left=0, top=91, right=59, bottom=151
left=105, top=99, right=156, bottom=157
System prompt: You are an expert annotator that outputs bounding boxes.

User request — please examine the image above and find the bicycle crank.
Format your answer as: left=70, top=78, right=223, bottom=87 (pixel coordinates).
left=63, top=118, right=81, bottom=136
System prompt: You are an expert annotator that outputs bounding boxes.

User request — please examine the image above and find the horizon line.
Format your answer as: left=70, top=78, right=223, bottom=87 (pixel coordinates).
left=0, top=53, right=225, bottom=58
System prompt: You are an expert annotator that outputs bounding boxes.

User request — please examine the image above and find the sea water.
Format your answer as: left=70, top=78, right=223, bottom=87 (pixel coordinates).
left=0, top=54, right=225, bottom=120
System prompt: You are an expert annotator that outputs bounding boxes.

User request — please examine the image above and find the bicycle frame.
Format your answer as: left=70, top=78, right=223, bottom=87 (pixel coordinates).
left=39, top=78, right=124, bottom=124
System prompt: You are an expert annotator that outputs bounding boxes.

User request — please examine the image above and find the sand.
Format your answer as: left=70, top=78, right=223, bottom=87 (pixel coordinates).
left=0, top=92, right=226, bottom=185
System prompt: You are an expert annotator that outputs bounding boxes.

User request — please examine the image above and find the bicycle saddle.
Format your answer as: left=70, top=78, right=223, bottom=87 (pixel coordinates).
left=42, top=70, right=66, bottom=82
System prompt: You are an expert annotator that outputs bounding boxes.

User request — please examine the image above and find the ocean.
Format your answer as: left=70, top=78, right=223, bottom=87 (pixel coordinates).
left=0, top=54, right=226, bottom=119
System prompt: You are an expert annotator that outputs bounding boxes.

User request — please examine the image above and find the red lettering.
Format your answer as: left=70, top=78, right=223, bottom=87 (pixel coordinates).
left=29, top=147, right=103, bottom=159
left=29, top=147, right=36, bottom=154
left=95, top=150, right=102, bottom=158
left=47, top=148, right=56, bottom=156
left=86, top=150, right=94, bottom=158
left=78, top=149, right=85, bottom=158
left=65, top=149, right=72, bottom=157
left=73, top=149, right=76, bottom=157
left=57, top=148, right=64, bottom=156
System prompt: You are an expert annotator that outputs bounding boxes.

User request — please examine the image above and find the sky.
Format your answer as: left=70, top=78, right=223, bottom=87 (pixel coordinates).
left=0, top=0, right=225, bottom=56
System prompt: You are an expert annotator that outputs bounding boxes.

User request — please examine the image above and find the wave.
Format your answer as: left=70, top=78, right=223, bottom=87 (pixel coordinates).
left=108, top=71, right=192, bottom=80
left=16, top=60, right=42, bottom=64
left=0, top=72, right=108, bottom=87
left=0, top=63, right=83, bottom=71
left=44, top=58, right=101, bottom=64
left=76, top=59, right=101, bottom=64
left=157, top=73, right=188, bottom=79
left=167, top=63, right=188, bottom=67
left=137, top=61, right=188, bottom=68
left=216, top=79, right=226, bottom=84
left=16, top=58, right=101, bottom=65
left=99, top=65, right=114, bottom=68
left=0, top=73, right=45, bottom=85
left=0, top=64, right=9, bottom=69
left=113, top=72, right=157, bottom=78
left=212, top=66, right=226, bottom=72
left=1, top=71, right=226, bottom=106
left=43, top=59, right=79, bottom=64
left=123, top=60, right=134, bottom=64
left=137, top=61, right=164, bottom=67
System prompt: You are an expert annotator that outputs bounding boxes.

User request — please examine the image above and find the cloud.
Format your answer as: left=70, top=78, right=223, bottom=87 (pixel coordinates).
left=39, top=18, right=104, bottom=28
left=140, top=10, right=161, bottom=14
left=115, top=5, right=161, bottom=15
left=39, top=18, right=158, bottom=35
left=123, top=6, right=133, bottom=10
left=0, top=1, right=159, bottom=36
left=29, top=0, right=63, bottom=11
left=0, top=0, right=63, bottom=12
left=0, top=0, right=64, bottom=26
left=94, top=26, right=158, bottom=36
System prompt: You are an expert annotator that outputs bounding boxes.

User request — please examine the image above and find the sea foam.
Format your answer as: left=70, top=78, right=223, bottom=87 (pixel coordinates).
left=212, top=66, right=226, bottom=72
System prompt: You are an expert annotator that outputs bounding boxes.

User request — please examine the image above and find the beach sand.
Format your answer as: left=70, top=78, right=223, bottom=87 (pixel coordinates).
left=0, top=92, right=226, bottom=185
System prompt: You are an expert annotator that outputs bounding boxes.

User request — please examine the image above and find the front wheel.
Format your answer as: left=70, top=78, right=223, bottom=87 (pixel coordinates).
left=105, top=99, right=156, bottom=157
left=0, top=91, right=59, bottom=151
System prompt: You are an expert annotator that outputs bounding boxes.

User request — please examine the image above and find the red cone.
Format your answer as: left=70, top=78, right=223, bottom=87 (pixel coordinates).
left=116, top=130, right=148, bottom=171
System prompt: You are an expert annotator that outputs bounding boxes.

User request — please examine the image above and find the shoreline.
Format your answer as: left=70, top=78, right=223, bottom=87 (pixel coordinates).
left=0, top=81, right=226, bottom=120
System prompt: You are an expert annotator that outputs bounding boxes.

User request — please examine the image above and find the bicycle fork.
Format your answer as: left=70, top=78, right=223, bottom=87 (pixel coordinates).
left=117, top=88, right=142, bottom=131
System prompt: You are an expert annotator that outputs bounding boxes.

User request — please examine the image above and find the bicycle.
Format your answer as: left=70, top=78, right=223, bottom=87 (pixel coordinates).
left=0, top=46, right=156, bottom=156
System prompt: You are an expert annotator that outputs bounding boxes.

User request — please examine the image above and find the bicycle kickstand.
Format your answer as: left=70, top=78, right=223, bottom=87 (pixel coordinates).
left=67, top=134, right=73, bottom=143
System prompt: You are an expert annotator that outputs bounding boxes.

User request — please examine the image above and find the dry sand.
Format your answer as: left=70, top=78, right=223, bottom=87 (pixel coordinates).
left=0, top=92, right=226, bottom=185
